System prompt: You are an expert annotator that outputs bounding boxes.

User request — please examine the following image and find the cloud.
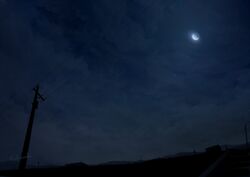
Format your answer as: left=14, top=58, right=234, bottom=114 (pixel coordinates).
left=0, top=0, right=6, bottom=4
left=0, top=0, right=250, bottom=165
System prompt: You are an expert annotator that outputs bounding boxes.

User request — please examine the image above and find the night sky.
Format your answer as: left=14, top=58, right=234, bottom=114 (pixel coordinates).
left=1, top=0, right=250, bottom=165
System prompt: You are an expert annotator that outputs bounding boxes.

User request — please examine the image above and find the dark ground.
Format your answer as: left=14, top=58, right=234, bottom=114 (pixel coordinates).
left=0, top=146, right=223, bottom=177
left=1, top=145, right=250, bottom=177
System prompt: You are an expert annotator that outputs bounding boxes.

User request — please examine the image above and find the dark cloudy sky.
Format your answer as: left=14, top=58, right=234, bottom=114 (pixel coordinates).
left=1, top=0, right=250, bottom=165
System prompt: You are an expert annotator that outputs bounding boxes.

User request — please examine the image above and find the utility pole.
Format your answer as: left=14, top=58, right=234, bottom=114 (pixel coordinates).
left=19, top=85, right=45, bottom=170
left=245, top=123, right=248, bottom=149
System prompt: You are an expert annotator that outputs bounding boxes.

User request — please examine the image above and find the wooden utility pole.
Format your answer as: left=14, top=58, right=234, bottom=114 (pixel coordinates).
left=19, top=85, right=45, bottom=170
left=245, top=123, right=248, bottom=148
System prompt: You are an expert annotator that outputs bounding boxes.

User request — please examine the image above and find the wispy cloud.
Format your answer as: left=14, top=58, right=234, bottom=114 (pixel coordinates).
left=0, top=0, right=249, bottom=165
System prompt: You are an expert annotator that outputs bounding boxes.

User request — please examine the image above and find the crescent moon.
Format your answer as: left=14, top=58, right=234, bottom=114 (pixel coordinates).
left=192, top=33, right=199, bottom=41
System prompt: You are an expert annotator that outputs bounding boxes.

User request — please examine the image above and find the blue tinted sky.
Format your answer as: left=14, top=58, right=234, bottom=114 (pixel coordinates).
left=0, top=0, right=250, bottom=165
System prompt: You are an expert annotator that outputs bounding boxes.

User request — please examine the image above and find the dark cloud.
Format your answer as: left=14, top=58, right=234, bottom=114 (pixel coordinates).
left=0, top=0, right=250, bottom=165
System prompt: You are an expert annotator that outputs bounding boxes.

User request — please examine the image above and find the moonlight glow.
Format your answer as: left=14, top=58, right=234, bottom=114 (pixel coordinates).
left=190, top=32, right=200, bottom=42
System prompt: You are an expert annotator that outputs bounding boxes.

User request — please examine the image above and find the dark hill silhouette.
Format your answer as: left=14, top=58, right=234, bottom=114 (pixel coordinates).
left=0, top=145, right=223, bottom=177
left=1, top=145, right=249, bottom=177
